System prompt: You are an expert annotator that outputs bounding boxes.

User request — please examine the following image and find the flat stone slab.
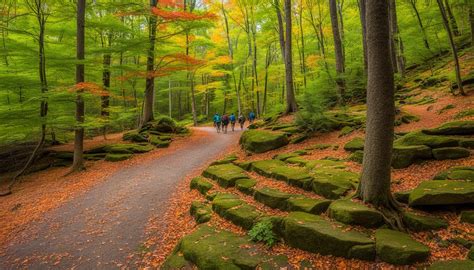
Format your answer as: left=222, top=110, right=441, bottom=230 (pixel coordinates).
left=254, top=187, right=294, bottom=210
left=203, top=164, right=249, bottom=188
left=311, top=169, right=358, bottom=199
left=433, top=166, right=474, bottom=181
left=281, top=212, right=375, bottom=260
left=402, top=212, right=448, bottom=232
left=391, top=145, right=432, bottom=168
left=252, top=160, right=313, bottom=190
left=428, top=260, right=474, bottom=270
left=409, top=180, right=474, bottom=206
left=286, top=197, right=331, bottom=214
left=222, top=204, right=263, bottom=230
left=328, top=200, right=384, bottom=228
left=162, top=225, right=289, bottom=269
left=375, top=229, right=430, bottom=265
left=432, top=147, right=470, bottom=160
left=423, top=120, right=474, bottom=135
left=344, top=137, right=365, bottom=152
left=190, top=201, right=212, bottom=224
left=103, top=143, right=154, bottom=154
left=235, top=178, right=257, bottom=195
left=394, top=131, right=460, bottom=148
left=240, top=130, right=289, bottom=153
left=190, top=177, right=214, bottom=195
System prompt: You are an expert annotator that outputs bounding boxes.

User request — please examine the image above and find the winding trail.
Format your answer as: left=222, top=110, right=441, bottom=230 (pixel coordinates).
left=1, top=127, right=241, bottom=269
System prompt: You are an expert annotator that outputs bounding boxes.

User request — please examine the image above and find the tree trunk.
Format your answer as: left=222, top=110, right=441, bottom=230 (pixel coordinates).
left=436, top=0, right=465, bottom=96
left=298, top=0, right=306, bottom=88
left=409, top=0, right=430, bottom=50
left=444, top=0, right=459, bottom=36
left=359, top=0, right=396, bottom=212
left=101, top=54, right=111, bottom=117
left=389, top=0, right=405, bottom=75
left=263, top=44, right=272, bottom=115
left=275, top=0, right=286, bottom=60
left=284, top=0, right=298, bottom=114
left=358, top=0, right=368, bottom=74
left=329, top=0, right=345, bottom=104
left=143, top=0, right=158, bottom=125
left=190, top=75, right=198, bottom=126
left=72, top=0, right=86, bottom=172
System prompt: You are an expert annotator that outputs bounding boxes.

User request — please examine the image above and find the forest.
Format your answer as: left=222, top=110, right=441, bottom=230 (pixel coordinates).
left=0, top=0, right=474, bottom=269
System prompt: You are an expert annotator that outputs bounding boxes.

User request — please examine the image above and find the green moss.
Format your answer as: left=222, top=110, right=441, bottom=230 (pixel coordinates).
left=254, top=187, right=293, bottom=210
left=252, top=160, right=313, bottom=190
left=339, top=126, right=354, bottom=137
left=306, top=144, right=333, bottom=150
left=240, top=130, right=289, bottom=153
left=328, top=200, right=384, bottom=228
left=423, top=121, right=474, bottom=135
left=460, top=138, right=474, bottom=149
left=273, top=152, right=300, bottom=161
left=235, top=178, right=257, bottom=195
left=402, top=212, right=448, bottom=232
left=103, top=143, right=154, bottom=154
left=286, top=197, right=331, bottom=214
left=455, top=109, right=474, bottom=119
left=311, top=169, right=358, bottom=199
left=429, top=260, right=474, bottom=270
left=122, top=130, right=148, bottom=142
left=375, top=229, right=430, bottom=265
left=161, top=252, right=191, bottom=269
left=235, top=161, right=253, bottom=171
left=190, top=177, right=213, bottom=195
left=460, top=211, right=474, bottom=224
left=149, top=135, right=171, bottom=148
left=433, top=166, right=474, bottom=181
left=105, top=153, right=133, bottom=162
left=211, top=193, right=243, bottom=215
left=222, top=204, right=263, bottom=230
left=394, top=131, right=459, bottom=148
left=190, top=201, right=212, bottom=223
left=349, top=150, right=364, bottom=164
left=210, top=154, right=238, bottom=165
left=203, top=164, right=249, bottom=188
left=394, top=190, right=411, bottom=204
left=391, top=145, right=432, bottom=168
left=409, top=180, right=474, bottom=206
left=432, top=147, right=470, bottom=160
left=282, top=212, right=374, bottom=260
left=344, top=137, right=365, bottom=152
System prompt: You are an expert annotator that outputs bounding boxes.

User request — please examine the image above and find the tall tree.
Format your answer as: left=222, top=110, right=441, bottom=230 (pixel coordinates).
left=283, top=0, right=298, bottom=113
left=444, top=0, right=459, bottom=36
left=436, top=0, right=465, bottom=96
left=358, top=0, right=368, bottom=74
left=143, top=0, right=158, bottom=125
left=389, top=0, right=405, bottom=75
left=71, top=0, right=86, bottom=172
left=358, top=0, right=401, bottom=229
left=329, top=0, right=345, bottom=104
left=408, top=0, right=430, bottom=50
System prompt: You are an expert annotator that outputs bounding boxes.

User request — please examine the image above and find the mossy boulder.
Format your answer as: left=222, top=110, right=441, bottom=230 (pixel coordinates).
left=460, top=138, right=474, bottom=149
left=83, top=153, right=106, bottom=161
left=290, top=133, right=309, bottom=144
left=240, top=130, right=289, bottom=153
left=161, top=252, right=192, bottom=270
left=142, top=116, right=177, bottom=133
left=221, top=204, right=263, bottom=230
left=149, top=135, right=171, bottom=148
left=211, top=193, right=243, bottom=215
left=235, top=178, right=257, bottom=195
left=429, top=260, right=474, bottom=270
left=286, top=197, right=331, bottom=214
left=328, top=200, right=384, bottom=228
left=282, top=212, right=375, bottom=260
left=252, top=160, right=313, bottom=190
left=311, top=169, right=358, bottom=199
left=394, top=190, right=412, bottom=204
left=423, top=121, right=474, bottom=135
left=210, top=154, right=238, bottom=166
left=190, top=201, right=212, bottom=224
left=349, top=150, right=364, bottom=164
left=123, top=130, right=148, bottom=142
left=105, top=153, right=133, bottom=162
left=251, top=159, right=286, bottom=177
left=394, top=132, right=459, bottom=148
left=190, top=177, right=213, bottom=195
left=203, top=164, right=249, bottom=188
left=409, top=180, right=474, bottom=206
left=254, top=187, right=294, bottom=210
left=375, top=229, right=430, bottom=265
left=402, top=212, right=448, bottom=232
left=432, top=147, right=470, bottom=160
left=273, top=152, right=300, bottom=161
left=469, top=247, right=474, bottom=260
left=235, top=161, right=253, bottom=171
left=433, top=166, right=474, bottom=181
left=344, top=137, right=365, bottom=152
left=460, top=211, right=474, bottom=224
left=339, top=126, right=354, bottom=137
left=103, top=143, right=154, bottom=154
left=391, top=145, right=432, bottom=168
left=163, top=225, right=289, bottom=269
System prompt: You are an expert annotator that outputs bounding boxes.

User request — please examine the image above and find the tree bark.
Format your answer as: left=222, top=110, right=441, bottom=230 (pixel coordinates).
left=101, top=54, right=111, bottom=117
left=143, top=0, right=158, bottom=125
left=283, top=0, right=298, bottom=114
left=298, top=0, right=306, bottom=88
left=358, top=0, right=368, bottom=74
left=436, top=0, right=465, bottom=96
left=389, top=0, right=405, bottom=75
left=275, top=0, right=286, bottom=60
left=359, top=0, right=396, bottom=210
left=72, top=0, right=86, bottom=172
left=444, top=0, right=459, bottom=36
left=329, top=0, right=345, bottom=104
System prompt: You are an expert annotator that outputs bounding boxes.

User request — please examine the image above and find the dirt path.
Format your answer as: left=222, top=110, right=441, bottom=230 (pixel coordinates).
left=0, top=127, right=241, bottom=269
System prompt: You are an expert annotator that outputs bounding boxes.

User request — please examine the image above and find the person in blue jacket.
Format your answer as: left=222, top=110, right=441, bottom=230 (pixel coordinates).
left=249, top=111, right=256, bottom=124
left=229, top=113, right=236, bottom=132
left=213, top=113, right=221, bottom=133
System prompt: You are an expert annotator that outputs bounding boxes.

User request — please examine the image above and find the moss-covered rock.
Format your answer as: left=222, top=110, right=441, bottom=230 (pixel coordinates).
left=235, top=178, right=257, bottom=195
left=149, top=135, right=171, bottom=148
left=428, top=260, right=474, bottom=270
left=460, top=211, right=474, bottom=224
left=402, top=212, right=448, bottom=232
left=235, top=161, right=253, bottom=171
left=190, top=201, right=212, bottom=223
left=391, top=145, right=432, bottom=168
left=161, top=252, right=192, bottom=270
left=141, top=116, right=177, bottom=133
left=123, top=130, right=148, bottom=142
left=252, top=160, right=313, bottom=190
left=460, top=138, right=474, bottom=149
left=222, top=204, right=263, bottom=230
left=344, top=137, right=365, bottom=152
left=328, top=200, right=384, bottom=228
left=394, top=190, right=411, bottom=204
left=190, top=177, right=213, bottom=195
left=282, top=212, right=375, bottom=260
left=163, top=225, right=289, bottom=269
left=409, top=180, right=474, bottom=206
left=211, top=193, right=244, bottom=215
left=103, top=143, right=154, bottom=154
left=286, top=197, right=331, bottom=214
left=240, top=130, right=289, bottom=153
left=203, top=164, right=249, bottom=188
left=339, top=126, right=354, bottom=137
left=254, top=187, right=293, bottom=210
left=273, top=152, right=300, bottom=161
left=349, top=150, right=364, bottom=164
left=433, top=166, right=474, bottom=181
left=375, top=229, right=430, bottom=265
left=210, top=154, right=238, bottom=166
left=394, top=132, right=459, bottom=148
left=290, top=133, right=309, bottom=144
left=83, top=153, right=106, bottom=161
left=469, top=246, right=474, bottom=260
left=432, top=147, right=470, bottom=160
left=105, top=153, right=133, bottom=162
left=311, top=169, right=358, bottom=199
left=423, top=121, right=474, bottom=136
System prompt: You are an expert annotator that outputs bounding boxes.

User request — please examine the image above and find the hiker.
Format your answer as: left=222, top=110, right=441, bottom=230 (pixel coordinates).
left=238, top=114, right=246, bottom=130
left=249, top=111, right=256, bottom=124
left=221, top=114, right=230, bottom=134
left=213, top=113, right=221, bottom=133
left=229, top=113, right=236, bottom=132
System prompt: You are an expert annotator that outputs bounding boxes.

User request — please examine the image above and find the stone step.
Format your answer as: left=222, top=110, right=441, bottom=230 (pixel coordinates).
left=409, top=180, right=474, bottom=206
left=202, top=163, right=250, bottom=188
left=211, top=193, right=264, bottom=230
left=327, top=200, right=384, bottom=228
left=375, top=229, right=430, bottom=265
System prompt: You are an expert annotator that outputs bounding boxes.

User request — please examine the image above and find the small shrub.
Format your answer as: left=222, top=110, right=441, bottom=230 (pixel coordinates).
left=248, top=220, right=277, bottom=247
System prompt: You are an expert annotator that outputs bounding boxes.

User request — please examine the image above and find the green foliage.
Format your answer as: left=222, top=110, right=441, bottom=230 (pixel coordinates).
left=248, top=219, right=277, bottom=247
